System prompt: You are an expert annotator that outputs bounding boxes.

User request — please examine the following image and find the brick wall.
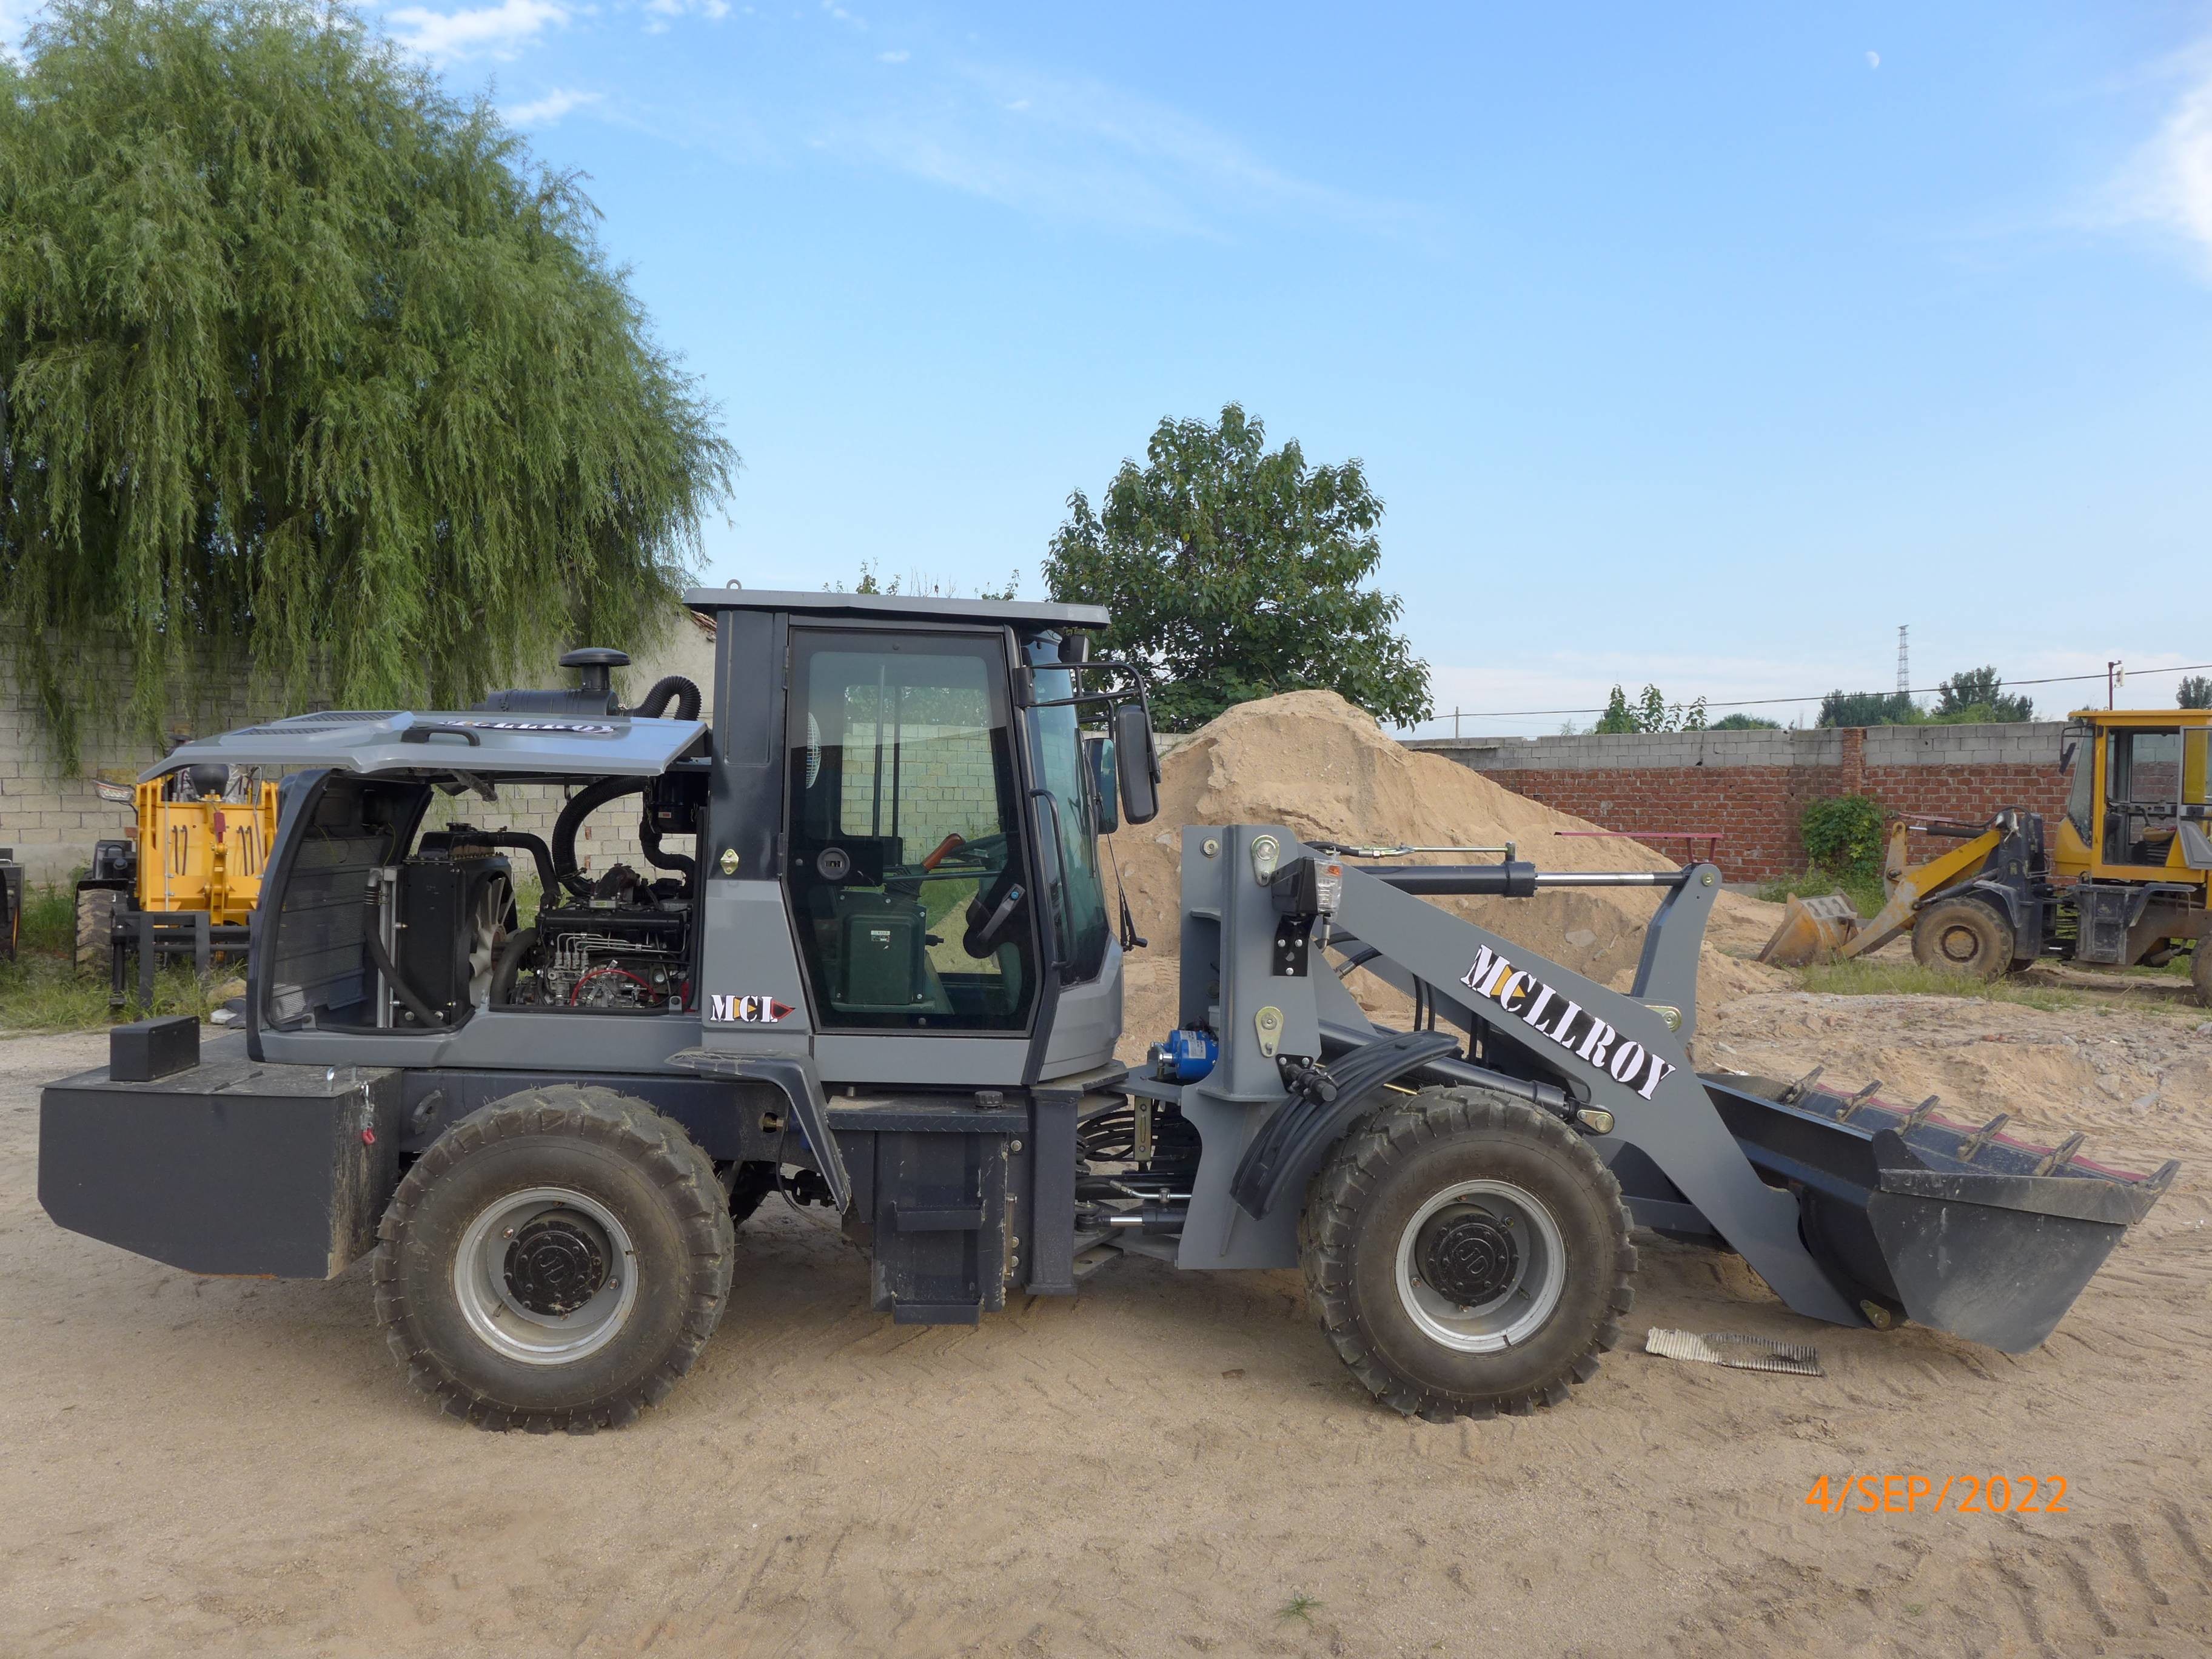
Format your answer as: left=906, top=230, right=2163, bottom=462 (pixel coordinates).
left=1410, top=722, right=2074, bottom=880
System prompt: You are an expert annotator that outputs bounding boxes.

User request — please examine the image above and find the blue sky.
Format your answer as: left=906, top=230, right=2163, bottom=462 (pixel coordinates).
left=13, top=2, right=2212, bottom=731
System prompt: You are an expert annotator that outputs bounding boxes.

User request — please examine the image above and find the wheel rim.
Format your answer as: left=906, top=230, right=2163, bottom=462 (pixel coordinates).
left=1937, top=922, right=1984, bottom=966
left=452, top=1186, right=638, bottom=1366
left=1393, top=1179, right=1566, bottom=1353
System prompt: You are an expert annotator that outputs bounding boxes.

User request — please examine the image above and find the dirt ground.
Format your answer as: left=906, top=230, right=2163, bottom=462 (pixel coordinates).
left=5, top=1006, right=2210, bottom=1658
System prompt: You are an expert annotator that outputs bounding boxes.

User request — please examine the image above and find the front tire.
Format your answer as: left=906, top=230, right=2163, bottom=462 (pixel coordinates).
left=374, top=1085, right=734, bottom=1431
left=1911, top=895, right=2014, bottom=979
left=1300, top=1087, right=1635, bottom=1421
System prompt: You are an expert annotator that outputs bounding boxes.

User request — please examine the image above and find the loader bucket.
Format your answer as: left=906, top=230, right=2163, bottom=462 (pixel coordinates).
left=1757, top=894, right=1860, bottom=967
left=1704, top=1075, right=2176, bottom=1352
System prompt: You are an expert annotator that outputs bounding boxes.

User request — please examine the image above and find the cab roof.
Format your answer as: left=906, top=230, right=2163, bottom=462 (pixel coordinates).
left=146, top=710, right=706, bottom=782
left=683, top=586, right=1110, bottom=630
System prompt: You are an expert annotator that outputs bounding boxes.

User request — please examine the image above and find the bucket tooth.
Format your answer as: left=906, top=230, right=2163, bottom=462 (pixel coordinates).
left=2145, top=1160, right=2180, bottom=1197
left=1901, top=1096, right=1942, bottom=1133
left=1960, top=1113, right=2010, bottom=1162
left=2034, top=1133, right=2086, bottom=1178
left=1836, top=1081, right=1884, bottom=1124
left=1780, top=1066, right=1823, bottom=1105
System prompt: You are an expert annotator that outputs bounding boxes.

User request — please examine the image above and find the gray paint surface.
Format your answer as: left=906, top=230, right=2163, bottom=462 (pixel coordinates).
left=153, top=711, right=706, bottom=780
left=698, top=879, right=814, bottom=1057
left=1163, top=826, right=1863, bottom=1330
left=1037, top=939, right=1124, bottom=1079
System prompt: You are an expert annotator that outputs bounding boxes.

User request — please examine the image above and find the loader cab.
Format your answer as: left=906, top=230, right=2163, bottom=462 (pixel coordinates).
left=2054, top=709, right=2212, bottom=890
left=691, top=588, right=1159, bottom=1084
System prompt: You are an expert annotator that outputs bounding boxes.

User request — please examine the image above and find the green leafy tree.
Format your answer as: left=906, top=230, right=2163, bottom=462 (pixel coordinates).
left=2179, top=675, right=2212, bottom=710
left=0, top=0, right=733, bottom=765
left=1712, top=712, right=1781, bottom=730
left=1933, top=666, right=2032, bottom=723
left=1041, top=404, right=1429, bottom=729
left=1818, top=689, right=1918, bottom=727
left=1596, top=683, right=1705, bottom=733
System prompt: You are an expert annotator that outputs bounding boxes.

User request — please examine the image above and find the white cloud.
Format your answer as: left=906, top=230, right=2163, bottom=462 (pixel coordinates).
left=876, top=48, right=907, bottom=63
left=503, top=85, right=604, bottom=125
left=2128, top=55, right=2212, bottom=271
left=386, top=0, right=569, bottom=64
left=1865, top=50, right=1879, bottom=70
left=817, top=62, right=1409, bottom=237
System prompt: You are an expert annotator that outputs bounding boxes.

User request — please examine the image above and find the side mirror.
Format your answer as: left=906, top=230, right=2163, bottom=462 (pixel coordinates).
left=1084, top=735, right=1120, bottom=835
left=1113, top=700, right=1160, bottom=825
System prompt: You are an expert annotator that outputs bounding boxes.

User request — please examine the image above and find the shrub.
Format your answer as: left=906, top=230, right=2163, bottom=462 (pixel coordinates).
left=1800, top=794, right=1886, bottom=883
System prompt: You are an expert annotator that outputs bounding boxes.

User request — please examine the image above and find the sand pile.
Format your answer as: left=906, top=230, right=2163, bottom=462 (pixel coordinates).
left=1108, top=691, right=1787, bottom=1056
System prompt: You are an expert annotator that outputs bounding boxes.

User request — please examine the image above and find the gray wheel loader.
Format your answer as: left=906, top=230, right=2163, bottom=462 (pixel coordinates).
left=36, top=591, right=2179, bottom=1430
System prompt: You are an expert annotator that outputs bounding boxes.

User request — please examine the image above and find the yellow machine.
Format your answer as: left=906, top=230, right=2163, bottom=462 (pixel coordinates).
left=1761, top=709, right=2211, bottom=1005
left=76, top=763, right=279, bottom=1006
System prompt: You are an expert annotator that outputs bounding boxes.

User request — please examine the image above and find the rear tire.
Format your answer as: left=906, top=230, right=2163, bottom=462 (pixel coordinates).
left=1300, top=1086, right=1635, bottom=1421
left=374, top=1085, right=734, bottom=1431
left=1911, top=896, right=2014, bottom=980
left=74, top=888, right=117, bottom=976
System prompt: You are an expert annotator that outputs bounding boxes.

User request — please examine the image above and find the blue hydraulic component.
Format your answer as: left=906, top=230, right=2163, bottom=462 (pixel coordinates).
left=1156, top=1027, right=1218, bottom=1083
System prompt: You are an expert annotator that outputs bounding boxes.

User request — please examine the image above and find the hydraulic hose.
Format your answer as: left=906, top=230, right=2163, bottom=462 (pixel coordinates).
left=638, top=813, right=696, bottom=885
left=629, top=675, right=702, bottom=721
left=451, top=830, right=558, bottom=902
left=551, top=777, right=648, bottom=899
left=362, top=874, right=444, bottom=1028
left=489, top=925, right=538, bottom=1006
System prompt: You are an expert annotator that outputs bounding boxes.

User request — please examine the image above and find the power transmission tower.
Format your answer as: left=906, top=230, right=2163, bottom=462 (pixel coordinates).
left=1897, top=625, right=1909, bottom=699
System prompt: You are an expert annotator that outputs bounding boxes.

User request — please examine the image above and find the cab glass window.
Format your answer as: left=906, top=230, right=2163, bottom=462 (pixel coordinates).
left=784, top=632, right=1036, bottom=1031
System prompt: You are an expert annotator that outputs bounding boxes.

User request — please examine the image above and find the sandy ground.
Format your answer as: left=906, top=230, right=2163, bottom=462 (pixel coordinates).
left=4, top=1011, right=2210, bottom=1658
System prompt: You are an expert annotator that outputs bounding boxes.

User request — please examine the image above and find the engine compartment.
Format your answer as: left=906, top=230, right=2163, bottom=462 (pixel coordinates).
left=506, top=865, right=693, bottom=1011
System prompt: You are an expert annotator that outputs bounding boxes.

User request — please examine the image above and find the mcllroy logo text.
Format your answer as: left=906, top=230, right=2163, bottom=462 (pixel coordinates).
left=1461, top=946, right=1677, bottom=1100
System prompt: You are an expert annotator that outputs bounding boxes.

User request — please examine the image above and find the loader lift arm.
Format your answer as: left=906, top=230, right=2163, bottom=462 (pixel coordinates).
left=1147, top=828, right=2173, bottom=1355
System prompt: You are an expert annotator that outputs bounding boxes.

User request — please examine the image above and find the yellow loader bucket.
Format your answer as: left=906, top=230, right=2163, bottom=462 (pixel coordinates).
left=1757, top=894, right=1860, bottom=967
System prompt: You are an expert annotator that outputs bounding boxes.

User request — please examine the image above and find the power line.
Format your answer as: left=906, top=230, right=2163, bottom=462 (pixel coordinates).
left=1412, top=661, right=2212, bottom=727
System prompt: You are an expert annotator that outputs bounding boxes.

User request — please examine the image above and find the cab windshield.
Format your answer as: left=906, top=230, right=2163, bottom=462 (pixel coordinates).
left=1027, top=653, right=1110, bottom=984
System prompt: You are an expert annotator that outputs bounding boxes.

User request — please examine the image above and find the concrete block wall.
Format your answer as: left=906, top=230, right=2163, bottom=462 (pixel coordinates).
left=1411, top=722, right=2073, bottom=880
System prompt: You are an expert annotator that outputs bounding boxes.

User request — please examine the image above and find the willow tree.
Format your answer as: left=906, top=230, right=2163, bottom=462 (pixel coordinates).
left=0, top=0, right=734, bottom=765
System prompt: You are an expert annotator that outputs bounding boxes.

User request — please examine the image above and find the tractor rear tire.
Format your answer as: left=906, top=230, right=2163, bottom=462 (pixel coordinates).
left=1911, top=896, right=2014, bottom=980
left=1300, top=1085, right=1635, bottom=1422
left=74, top=888, right=117, bottom=976
left=374, top=1085, right=734, bottom=1432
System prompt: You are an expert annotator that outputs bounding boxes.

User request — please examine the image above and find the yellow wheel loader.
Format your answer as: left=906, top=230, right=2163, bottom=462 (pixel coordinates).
left=1761, top=709, right=2212, bottom=1005
left=75, top=764, right=280, bottom=1008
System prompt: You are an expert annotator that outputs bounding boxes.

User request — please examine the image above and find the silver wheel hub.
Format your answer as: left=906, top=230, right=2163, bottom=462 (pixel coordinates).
left=453, top=1186, right=638, bottom=1366
left=1394, top=1179, right=1566, bottom=1352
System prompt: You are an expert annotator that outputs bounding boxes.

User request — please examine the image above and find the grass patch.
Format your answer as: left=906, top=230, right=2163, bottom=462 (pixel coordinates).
left=15, top=881, right=79, bottom=955
left=1797, top=959, right=2085, bottom=1013
left=1277, top=1594, right=1322, bottom=1624
left=1755, top=868, right=1885, bottom=917
left=0, top=950, right=231, bottom=1032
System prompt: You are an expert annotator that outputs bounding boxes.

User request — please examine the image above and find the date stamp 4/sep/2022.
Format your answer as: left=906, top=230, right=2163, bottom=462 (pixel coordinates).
left=1805, top=1475, right=2071, bottom=1516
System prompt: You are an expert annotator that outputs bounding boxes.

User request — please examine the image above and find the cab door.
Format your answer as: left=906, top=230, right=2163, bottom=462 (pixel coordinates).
left=782, top=628, right=1043, bottom=1082
left=2095, top=725, right=2187, bottom=876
